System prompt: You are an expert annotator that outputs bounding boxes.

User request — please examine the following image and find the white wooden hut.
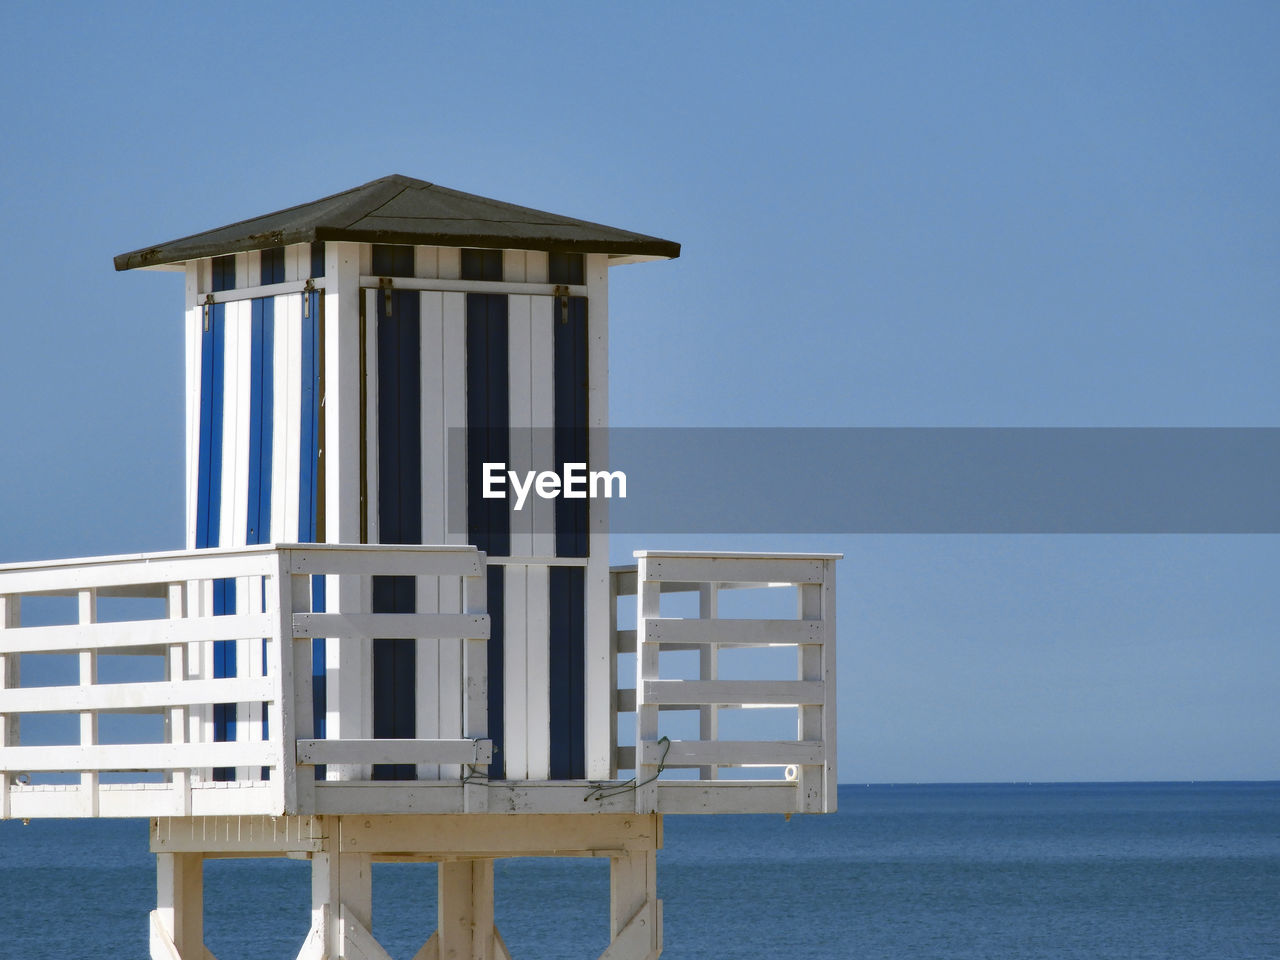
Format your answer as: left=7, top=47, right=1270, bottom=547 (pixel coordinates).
left=0, top=175, right=839, bottom=960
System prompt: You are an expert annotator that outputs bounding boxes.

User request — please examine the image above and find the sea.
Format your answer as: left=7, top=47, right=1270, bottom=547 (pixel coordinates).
left=1, top=782, right=1276, bottom=959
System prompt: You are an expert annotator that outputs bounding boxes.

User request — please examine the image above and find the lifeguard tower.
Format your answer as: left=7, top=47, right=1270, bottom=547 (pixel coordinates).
left=0, top=175, right=838, bottom=960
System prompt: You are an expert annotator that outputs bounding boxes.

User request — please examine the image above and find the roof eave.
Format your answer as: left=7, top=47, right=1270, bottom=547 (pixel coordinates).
left=115, top=230, right=679, bottom=272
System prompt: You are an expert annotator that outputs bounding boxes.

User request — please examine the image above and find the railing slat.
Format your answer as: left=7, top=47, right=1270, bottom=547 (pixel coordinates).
left=642, top=680, right=824, bottom=706
left=645, top=619, right=823, bottom=646
left=292, top=612, right=489, bottom=641
left=0, top=677, right=277, bottom=714
left=296, top=739, right=492, bottom=766
left=640, top=556, right=826, bottom=585
left=641, top=740, right=824, bottom=766
left=0, top=741, right=276, bottom=772
left=0, top=613, right=276, bottom=655
left=0, top=543, right=490, bottom=819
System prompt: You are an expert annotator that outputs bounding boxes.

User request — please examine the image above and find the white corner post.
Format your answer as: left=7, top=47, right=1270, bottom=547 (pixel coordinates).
left=324, top=241, right=369, bottom=780
left=634, top=556, right=661, bottom=814
left=584, top=253, right=612, bottom=780
left=0, top=594, right=18, bottom=822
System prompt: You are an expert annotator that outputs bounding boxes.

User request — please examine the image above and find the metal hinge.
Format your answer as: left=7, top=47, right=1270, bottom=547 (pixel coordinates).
left=379, top=276, right=394, bottom=316
left=303, top=278, right=315, bottom=318
left=201, top=293, right=215, bottom=331
left=554, top=284, right=570, bottom=323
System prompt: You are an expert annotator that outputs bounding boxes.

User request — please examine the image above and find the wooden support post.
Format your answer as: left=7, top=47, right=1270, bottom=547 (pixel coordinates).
left=462, top=571, right=488, bottom=813
left=634, top=558, right=661, bottom=814
left=0, top=594, right=18, bottom=821
left=153, top=852, right=204, bottom=960
left=166, top=583, right=190, bottom=815
left=311, top=822, right=374, bottom=960
left=437, top=859, right=496, bottom=960
left=797, top=565, right=833, bottom=813
left=269, top=556, right=300, bottom=815
left=78, top=588, right=99, bottom=816
left=606, top=834, right=662, bottom=960
left=289, top=570, right=316, bottom=814
left=697, top=583, right=718, bottom=781
left=820, top=559, right=838, bottom=813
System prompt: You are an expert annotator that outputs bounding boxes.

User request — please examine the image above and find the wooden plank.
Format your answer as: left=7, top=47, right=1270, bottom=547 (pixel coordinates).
left=285, top=547, right=483, bottom=578
left=641, top=555, right=825, bottom=585
left=292, top=612, right=488, bottom=641
left=78, top=589, right=100, bottom=815
left=276, top=293, right=301, bottom=542
left=529, top=295, right=556, bottom=558
left=296, top=738, right=491, bottom=766
left=608, top=564, right=620, bottom=779
left=184, top=268, right=200, bottom=549
left=0, top=612, right=276, bottom=655
left=633, top=550, right=843, bottom=561
left=502, top=249, right=526, bottom=282
left=364, top=288, right=381, bottom=546
left=165, top=582, right=190, bottom=813
left=641, top=739, right=824, bottom=766
left=654, top=780, right=801, bottom=815
left=584, top=254, right=612, bottom=779
left=507, top=294, right=534, bottom=558
left=416, top=573, right=441, bottom=781
left=525, top=564, right=550, bottom=780
left=698, top=583, right=719, bottom=781
left=821, top=560, right=838, bottom=812
left=0, top=676, right=277, bottom=713
left=289, top=575, right=316, bottom=813
left=415, top=245, right=438, bottom=280
left=268, top=556, right=298, bottom=814
left=419, top=292, right=447, bottom=546
left=187, top=783, right=281, bottom=817
left=642, top=680, right=823, bottom=706
left=441, top=292, right=467, bottom=547
left=502, top=566, right=528, bottom=779
left=152, top=813, right=324, bottom=853
left=438, top=576, right=464, bottom=781
left=0, top=740, right=276, bottom=772
left=634, top=557, right=661, bottom=813
left=340, top=812, right=659, bottom=853
left=224, top=298, right=248, bottom=552
left=1, top=595, right=17, bottom=819
left=322, top=237, right=364, bottom=620
left=610, top=567, right=637, bottom=598
left=645, top=618, right=823, bottom=646
left=0, top=551, right=279, bottom=596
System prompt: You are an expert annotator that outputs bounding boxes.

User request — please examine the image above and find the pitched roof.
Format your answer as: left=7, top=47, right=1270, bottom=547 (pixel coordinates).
left=114, top=174, right=680, bottom=270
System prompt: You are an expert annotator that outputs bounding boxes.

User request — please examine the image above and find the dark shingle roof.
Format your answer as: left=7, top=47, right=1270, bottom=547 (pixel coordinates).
left=114, top=174, right=680, bottom=270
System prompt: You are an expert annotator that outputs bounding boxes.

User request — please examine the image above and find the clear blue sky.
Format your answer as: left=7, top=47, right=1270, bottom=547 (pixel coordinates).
left=1, top=1, right=1276, bottom=782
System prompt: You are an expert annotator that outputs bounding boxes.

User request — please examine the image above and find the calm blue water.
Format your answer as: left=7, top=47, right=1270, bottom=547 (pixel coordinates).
left=1, top=783, right=1277, bottom=959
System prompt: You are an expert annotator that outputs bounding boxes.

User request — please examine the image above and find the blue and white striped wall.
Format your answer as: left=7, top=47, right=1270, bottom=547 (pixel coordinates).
left=182, top=242, right=613, bottom=782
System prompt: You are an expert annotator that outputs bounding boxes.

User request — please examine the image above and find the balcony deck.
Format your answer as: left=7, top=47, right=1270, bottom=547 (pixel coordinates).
left=0, top=544, right=836, bottom=820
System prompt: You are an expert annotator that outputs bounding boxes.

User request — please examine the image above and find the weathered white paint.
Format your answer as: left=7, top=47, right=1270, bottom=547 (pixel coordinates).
left=324, top=242, right=365, bottom=782
left=585, top=253, right=612, bottom=780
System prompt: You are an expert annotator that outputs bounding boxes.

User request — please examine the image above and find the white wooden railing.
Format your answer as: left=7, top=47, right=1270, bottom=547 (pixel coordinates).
left=611, top=551, right=838, bottom=815
left=0, top=544, right=489, bottom=820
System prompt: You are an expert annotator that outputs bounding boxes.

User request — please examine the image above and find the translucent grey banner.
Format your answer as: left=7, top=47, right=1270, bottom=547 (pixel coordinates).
left=446, top=428, right=1280, bottom=534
